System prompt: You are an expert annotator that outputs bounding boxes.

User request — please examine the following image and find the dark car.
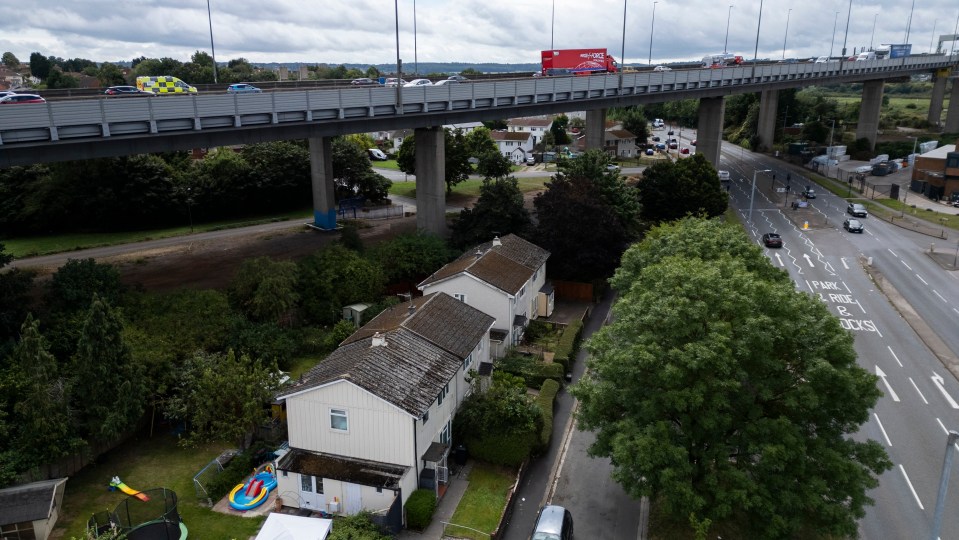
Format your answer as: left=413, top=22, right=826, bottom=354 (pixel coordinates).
left=655, top=143, right=667, bottom=150
left=0, top=94, right=46, bottom=104
left=762, top=233, right=783, bottom=248
left=844, top=219, right=864, bottom=233
left=104, top=85, right=152, bottom=96
left=801, top=187, right=816, bottom=199
left=847, top=203, right=868, bottom=217
left=645, top=148, right=655, bottom=155
left=667, top=130, right=675, bottom=135
left=651, top=136, right=661, bottom=142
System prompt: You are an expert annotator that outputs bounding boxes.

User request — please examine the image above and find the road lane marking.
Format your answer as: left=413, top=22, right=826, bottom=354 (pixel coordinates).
left=916, top=274, right=928, bottom=285
left=954, top=308, right=959, bottom=316
left=933, top=290, right=946, bottom=302
left=932, top=373, right=959, bottom=408
left=888, top=346, right=903, bottom=367
left=888, top=248, right=899, bottom=257
left=843, top=282, right=852, bottom=293
left=775, top=253, right=784, bottom=267
left=803, top=253, right=815, bottom=267
left=935, top=418, right=959, bottom=452
left=909, top=378, right=928, bottom=404
left=873, top=413, right=892, bottom=446
left=899, top=465, right=924, bottom=509
left=901, top=260, right=913, bottom=271
left=855, top=299, right=866, bottom=314
left=841, top=257, right=849, bottom=269
left=876, top=366, right=900, bottom=402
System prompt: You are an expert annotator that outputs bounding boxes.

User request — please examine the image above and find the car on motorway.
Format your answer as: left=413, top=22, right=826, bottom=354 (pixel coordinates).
left=104, top=85, right=153, bottom=96
left=718, top=170, right=731, bottom=182
left=653, top=65, right=672, bottom=71
left=815, top=56, right=831, bottom=63
left=844, top=218, right=864, bottom=233
left=350, top=78, right=377, bottom=86
left=531, top=505, right=573, bottom=540
left=762, top=233, right=783, bottom=248
left=801, top=187, right=816, bottom=199
left=383, top=78, right=408, bottom=87
left=227, top=83, right=262, bottom=94
left=404, top=79, right=433, bottom=87
left=447, top=75, right=468, bottom=82
left=0, top=93, right=46, bottom=104
left=847, top=203, right=868, bottom=217
left=433, top=79, right=459, bottom=86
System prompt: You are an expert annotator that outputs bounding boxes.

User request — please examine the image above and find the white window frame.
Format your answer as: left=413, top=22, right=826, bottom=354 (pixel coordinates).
left=463, top=353, right=473, bottom=370
left=330, top=408, right=349, bottom=432
left=453, top=293, right=467, bottom=303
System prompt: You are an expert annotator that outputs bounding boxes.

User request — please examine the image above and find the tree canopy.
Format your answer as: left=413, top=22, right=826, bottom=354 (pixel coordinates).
left=573, top=217, right=891, bottom=538
left=637, top=153, right=728, bottom=224
left=396, top=129, right=472, bottom=193
left=451, top=178, right=532, bottom=250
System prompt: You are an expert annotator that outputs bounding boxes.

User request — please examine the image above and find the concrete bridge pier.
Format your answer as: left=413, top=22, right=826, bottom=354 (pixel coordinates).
left=414, top=127, right=447, bottom=236
left=927, top=71, right=949, bottom=126
left=855, top=80, right=885, bottom=150
left=308, top=137, right=337, bottom=230
left=696, top=96, right=726, bottom=168
left=756, top=89, right=779, bottom=151
left=945, top=78, right=959, bottom=133
left=585, top=109, right=607, bottom=151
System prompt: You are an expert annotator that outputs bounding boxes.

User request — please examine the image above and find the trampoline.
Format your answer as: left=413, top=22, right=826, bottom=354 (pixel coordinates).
left=89, top=488, right=188, bottom=540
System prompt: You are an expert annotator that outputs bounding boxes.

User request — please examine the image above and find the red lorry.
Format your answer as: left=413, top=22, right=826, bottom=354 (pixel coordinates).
left=540, top=49, right=619, bottom=76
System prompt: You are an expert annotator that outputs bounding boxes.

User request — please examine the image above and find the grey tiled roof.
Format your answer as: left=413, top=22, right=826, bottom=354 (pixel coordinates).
left=277, top=293, right=493, bottom=417
left=0, top=478, right=66, bottom=524
left=418, top=234, right=549, bottom=294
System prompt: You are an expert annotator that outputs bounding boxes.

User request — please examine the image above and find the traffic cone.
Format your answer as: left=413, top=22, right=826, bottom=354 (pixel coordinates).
left=803, top=221, right=809, bottom=230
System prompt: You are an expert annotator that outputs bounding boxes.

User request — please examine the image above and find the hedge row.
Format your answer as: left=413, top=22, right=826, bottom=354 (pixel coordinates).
left=497, top=353, right=565, bottom=388
left=535, top=379, right=561, bottom=453
left=465, top=431, right=539, bottom=467
left=553, top=320, right=584, bottom=372
left=405, top=489, right=437, bottom=530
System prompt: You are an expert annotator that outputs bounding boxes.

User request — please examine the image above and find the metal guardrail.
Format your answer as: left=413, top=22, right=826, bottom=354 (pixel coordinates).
left=0, top=55, right=956, bottom=168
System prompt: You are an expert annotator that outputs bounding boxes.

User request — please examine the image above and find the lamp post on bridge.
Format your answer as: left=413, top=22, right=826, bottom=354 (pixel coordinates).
left=724, top=5, right=734, bottom=54
left=648, top=1, right=658, bottom=66
left=206, top=0, right=218, bottom=84
left=782, top=8, right=792, bottom=60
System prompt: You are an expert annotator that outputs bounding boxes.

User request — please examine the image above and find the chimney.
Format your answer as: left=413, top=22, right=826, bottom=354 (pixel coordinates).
left=492, top=236, right=502, bottom=247
left=474, top=248, right=483, bottom=258
left=407, top=303, right=416, bottom=316
left=371, top=332, right=387, bottom=347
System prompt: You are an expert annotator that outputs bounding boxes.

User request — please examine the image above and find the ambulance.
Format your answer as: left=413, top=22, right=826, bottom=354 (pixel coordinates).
left=135, top=76, right=198, bottom=95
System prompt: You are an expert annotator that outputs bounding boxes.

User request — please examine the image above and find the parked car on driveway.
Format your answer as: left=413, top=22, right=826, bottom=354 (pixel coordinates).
left=844, top=219, right=864, bottom=233
left=404, top=79, right=433, bottom=87
left=762, top=233, right=783, bottom=248
left=531, top=505, right=573, bottom=540
left=227, top=83, right=261, bottom=94
left=847, top=203, right=868, bottom=217
left=0, top=94, right=45, bottom=104
left=645, top=148, right=655, bottom=155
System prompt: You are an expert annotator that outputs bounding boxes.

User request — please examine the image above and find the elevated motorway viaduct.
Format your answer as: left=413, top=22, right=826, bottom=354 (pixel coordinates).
left=2, top=55, right=957, bottom=235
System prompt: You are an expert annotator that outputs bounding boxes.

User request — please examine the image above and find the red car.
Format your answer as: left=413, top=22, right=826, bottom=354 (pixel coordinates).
left=0, top=93, right=46, bottom=104
left=680, top=148, right=690, bottom=154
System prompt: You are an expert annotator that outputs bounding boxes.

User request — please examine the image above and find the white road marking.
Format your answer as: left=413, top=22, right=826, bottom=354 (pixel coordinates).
left=876, top=366, right=900, bottom=402
left=916, top=274, right=928, bottom=285
left=843, top=282, right=852, bottom=293
left=901, top=260, right=913, bottom=271
left=873, top=413, right=892, bottom=446
left=888, top=346, right=903, bottom=367
left=841, top=257, right=849, bottom=269
left=933, top=290, right=946, bottom=302
left=775, top=253, right=784, bottom=267
left=935, top=418, right=959, bottom=452
left=900, top=465, right=924, bottom=509
left=855, top=299, right=867, bottom=314
left=931, top=373, right=959, bottom=409
left=887, top=248, right=899, bottom=257
left=954, top=308, right=959, bottom=316
left=803, top=253, right=815, bottom=268
left=909, top=378, right=928, bottom=404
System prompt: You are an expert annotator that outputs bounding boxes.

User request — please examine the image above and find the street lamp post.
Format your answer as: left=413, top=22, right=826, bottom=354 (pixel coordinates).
left=930, top=20, right=938, bottom=53
left=841, top=0, right=853, bottom=63
left=648, top=1, right=658, bottom=66
left=752, top=0, right=765, bottom=79
left=394, top=0, right=402, bottom=114
left=749, top=169, right=772, bottom=223
left=551, top=0, right=556, bottom=49
left=782, top=8, right=792, bottom=60
left=620, top=0, right=628, bottom=90
left=905, top=0, right=917, bottom=44
left=413, top=0, right=418, bottom=75
left=186, top=187, right=194, bottom=233
left=929, top=431, right=959, bottom=540
left=870, top=13, right=878, bottom=50
left=206, top=0, right=218, bottom=84
left=724, top=5, right=734, bottom=54
left=830, top=11, right=839, bottom=59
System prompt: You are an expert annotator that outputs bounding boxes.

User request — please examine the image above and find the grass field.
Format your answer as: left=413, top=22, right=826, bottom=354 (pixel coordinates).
left=443, top=462, right=517, bottom=540
left=829, top=95, right=952, bottom=126
left=386, top=176, right=549, bottom=200
left=55, top=433, right=264, bottom=539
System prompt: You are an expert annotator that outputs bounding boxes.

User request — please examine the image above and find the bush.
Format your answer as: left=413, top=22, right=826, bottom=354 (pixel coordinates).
left=465, top=431, right=539, bottom=467
left=497, top=353, right=565, bottom=388
left=535, top=379, right=561, bottom=452
left=327, top=511, right=392, bottom=540
left=204, top=447, right=259, bottom=502
left=524, top=319, right=554, bottom=342
left=405, top=489, right=437, bottom=530
left=553, top=320, right=584, bottom=372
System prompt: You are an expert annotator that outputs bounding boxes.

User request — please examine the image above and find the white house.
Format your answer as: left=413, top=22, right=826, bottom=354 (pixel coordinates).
left=418, top=234, right=551, bottom=359
left=507, top=117, right=552, bottom=146
left=274, top=293, right=494, bottom=527
left=444, top=121, right=484, bottom=134
left=388, top=129, right=413, bottom=153
left=606, top=129, right=638, bottom=158
left=0, top=478, right=68, bottom=540
left=490, top=131, right=535, bottom=164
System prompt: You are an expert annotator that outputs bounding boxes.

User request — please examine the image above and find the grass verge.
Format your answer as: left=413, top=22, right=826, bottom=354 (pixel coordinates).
left=442, top=462, right=516, bottom=540
left=56, top=432, right=263, bottom=539
left=389, top=177, right=550, bottom=201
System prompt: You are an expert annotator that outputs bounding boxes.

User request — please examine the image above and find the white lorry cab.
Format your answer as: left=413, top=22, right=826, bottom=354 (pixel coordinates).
left=855, top=51, right=877, bottom=61
left=135, top=76, right=197, bottom=94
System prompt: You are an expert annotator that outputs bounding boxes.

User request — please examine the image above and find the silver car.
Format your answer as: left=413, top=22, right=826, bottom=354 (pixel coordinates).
left=531, top=505, right=573, bottom=540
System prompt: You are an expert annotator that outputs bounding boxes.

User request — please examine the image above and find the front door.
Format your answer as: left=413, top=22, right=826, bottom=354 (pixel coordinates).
left=344, top=482, right=362, bottom=514
left=299, top=474, right=322, bottom=510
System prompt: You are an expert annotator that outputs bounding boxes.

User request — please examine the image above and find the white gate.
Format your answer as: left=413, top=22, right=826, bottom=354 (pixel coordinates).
left=344, top=482, right=363, bottom=515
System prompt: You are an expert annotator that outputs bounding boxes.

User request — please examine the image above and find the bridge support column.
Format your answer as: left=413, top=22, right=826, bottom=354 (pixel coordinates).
left=757, top=89, right=779, bottom=151
left=308, top=137, right=337, bottom=230
left=585, top=109, right=607, bottom=151
left=927, top=71, right=949, bottom=126
left=696, top=96, right=726, bottom=169
left=414, top=127, right=447, bottom=236
left=945, top=79, right=959, bottom=133
left=855, top=80, right=884, bottom=150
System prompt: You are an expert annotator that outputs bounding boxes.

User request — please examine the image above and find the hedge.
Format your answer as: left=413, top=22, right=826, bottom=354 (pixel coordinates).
left=497, top=353, right=565, bottom=388
left=464, top=431, right=540, bottom=467
left=552, top=320, right=584, bottom=372
left=405, top=489, right=438, bottom=530
left=535, top=379, right=561, bottom=453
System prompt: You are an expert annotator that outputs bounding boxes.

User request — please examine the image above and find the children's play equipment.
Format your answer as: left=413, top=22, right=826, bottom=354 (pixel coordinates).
left=228, top=463, right=277, bottom=511
left=89, top=487, right=187, bottom=539
left=110, top=476, right=151, bottom=502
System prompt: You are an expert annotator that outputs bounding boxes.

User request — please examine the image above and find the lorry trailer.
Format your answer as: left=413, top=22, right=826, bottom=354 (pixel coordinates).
left=541, top=49, right=619, bottom=76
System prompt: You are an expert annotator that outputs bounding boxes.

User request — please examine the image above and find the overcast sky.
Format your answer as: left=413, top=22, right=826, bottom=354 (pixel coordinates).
left=1, top=0, right=956, bottom=68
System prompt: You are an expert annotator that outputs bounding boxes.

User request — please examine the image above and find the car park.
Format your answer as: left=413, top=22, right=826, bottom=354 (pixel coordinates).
left=653, top=65, right=672, bottom=71
left=847, top=203, right=868, bottom=217
left=531, top=505, right=573, bottom=540
left=801, top=187, right=816, bottom=199
left=350, top=78, right=376, bottom=86
left=762, top=233, right=783, bottom=248
left=227, top=83, right=262, bottom=94
left=0, top=94, right=46, bottom=104
left=104, top=85, right=153, bottom=96
left=844, top=219, right=864, bottom=233
left=404, top=79, right=433, bottom=87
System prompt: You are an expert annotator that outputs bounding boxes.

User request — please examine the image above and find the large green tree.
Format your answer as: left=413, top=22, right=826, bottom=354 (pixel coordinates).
left=397, top=129, right=475, bottom=193
left=298, top=245, right=386, bottom=325
left=573, top=217, right=891, bottom=539
left=229, top=257, right=300, bottom=324
left=451, top=178, right=532, bottom=250
left=70, top=294, right=146, bottom=442
left=637, top=153, right=728, bottom=224
left=1, top=52, right=19, bottom=69
left=366, top=232, right=455, bottom=284
left=0, top=244, right=33, bottom=347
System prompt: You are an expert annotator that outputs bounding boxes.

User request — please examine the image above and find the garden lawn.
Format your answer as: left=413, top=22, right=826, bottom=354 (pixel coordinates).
left=442, top=462, right=516, bottom=540
left=388, top=176, right=550, bottom=201
left=55, top=432, right=264, bottom=539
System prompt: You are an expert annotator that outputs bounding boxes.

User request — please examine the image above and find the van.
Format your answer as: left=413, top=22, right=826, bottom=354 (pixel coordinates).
left=368, top=148, right=387, bottom=161
left=652, top=118, right=664, bottom=128
left=530, top=505, right=573, bottom=540
left=135, top=76, right=197, bottom=94
left=855, top=51, right=877, bottom=61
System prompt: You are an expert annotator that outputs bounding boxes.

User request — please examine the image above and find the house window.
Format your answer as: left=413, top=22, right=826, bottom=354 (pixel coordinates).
left=422, top=410, right=430, bottom=423
left=453, top=293, right=467, bottom=303
left=437, top=383, right=450, bottom=406
left=441, top=420, right=451, bottom=444
left=316, top=478, right=325, bottom=494
left=330, top=408, right=348, bottom=431
left=519, top=285, right=527, bottom=298
left=464, top=353, right=473, bottom=370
